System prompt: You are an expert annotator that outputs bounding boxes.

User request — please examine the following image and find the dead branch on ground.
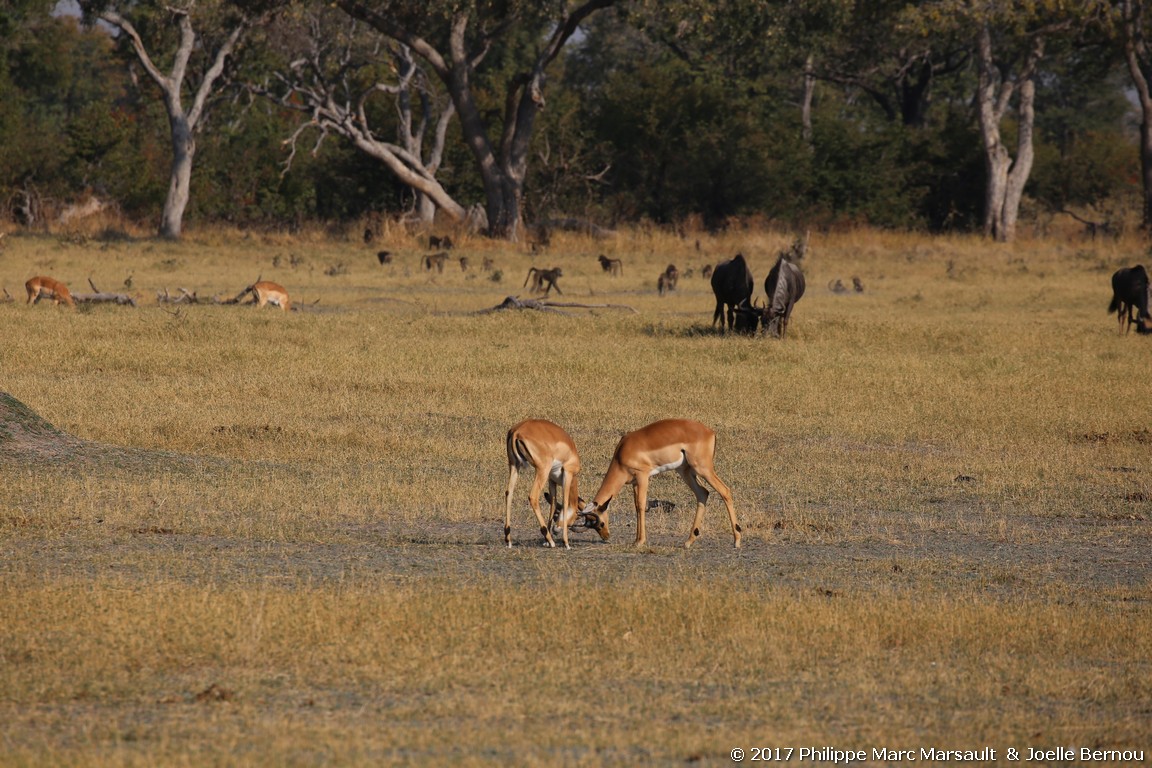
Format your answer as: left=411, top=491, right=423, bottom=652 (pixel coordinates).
left=479, top=295, right=637, bottom=315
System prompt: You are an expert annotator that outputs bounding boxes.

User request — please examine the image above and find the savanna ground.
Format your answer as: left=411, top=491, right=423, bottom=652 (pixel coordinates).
left=0, top=220, right=1149, bottom=766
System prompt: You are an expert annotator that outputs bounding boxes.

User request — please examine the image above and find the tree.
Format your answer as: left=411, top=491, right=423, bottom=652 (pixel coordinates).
left=1118, top=0, right=1152, bottom=230
left=255, top=5, right=462, bottom=225
left=78, top=0, right=274, bottom=238
left=331, top=0, right=618, bottom=240
left=902, top=3, right=1091, bottom=242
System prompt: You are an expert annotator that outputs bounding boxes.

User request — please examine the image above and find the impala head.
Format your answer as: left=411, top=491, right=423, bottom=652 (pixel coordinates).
left=579, top=500, right=610, bottom=541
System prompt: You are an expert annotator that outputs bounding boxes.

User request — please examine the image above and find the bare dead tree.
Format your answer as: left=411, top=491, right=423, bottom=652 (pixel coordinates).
left=254, top=8, right=462, bottom=225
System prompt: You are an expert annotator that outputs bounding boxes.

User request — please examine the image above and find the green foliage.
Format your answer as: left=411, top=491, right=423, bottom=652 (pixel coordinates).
left=0, top=0, right=1143, bottom=234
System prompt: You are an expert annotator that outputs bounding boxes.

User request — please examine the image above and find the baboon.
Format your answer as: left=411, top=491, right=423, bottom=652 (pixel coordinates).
left=424, top=252, right=449, bottom=273
left=529, top=225, right=551, bottom=253
left=459, top=256, right=470, bottom=272
left=657, top=264, right=679, bottom=296
left=701, top=264, right=713, bottom=280
left=377, top=250, right=393, bottom=265
left=429, top=235, right=454, bottom=250
left=482, top=257, right=495, bottom=272
left=363, top=227, right=375, bottom=245
left=683, top=267, right=695, bottom=279
left=524, top=267, right=563, bottom=296
left=597, top=254, right=623, bottom=276
left=852, top=276, right=864, bottom=293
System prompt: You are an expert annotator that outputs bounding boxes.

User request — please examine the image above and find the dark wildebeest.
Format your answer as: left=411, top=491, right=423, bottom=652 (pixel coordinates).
left=763, top=256, right=806, bottom=338
left=1108, top=265, right=1151, bottom=335
left=731, top=299, right=762, bottom=335
left=710, top=253, right=753, bottom=332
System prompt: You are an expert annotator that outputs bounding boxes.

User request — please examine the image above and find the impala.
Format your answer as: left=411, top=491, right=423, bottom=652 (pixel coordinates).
left=505, top=419, right=607, bottom=549
left=25, top=276, right=76, bottom=308
left=581, top=419, right=741, bottom=548
left=248, top=280, right=290, bottom=311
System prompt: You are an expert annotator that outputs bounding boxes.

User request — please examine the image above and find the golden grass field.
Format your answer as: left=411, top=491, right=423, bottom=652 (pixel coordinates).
left=0, top=220, right=1150, bottom=765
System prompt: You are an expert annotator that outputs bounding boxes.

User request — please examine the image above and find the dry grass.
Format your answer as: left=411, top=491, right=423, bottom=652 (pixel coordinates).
left=1, top=222, right=1150, bottom=764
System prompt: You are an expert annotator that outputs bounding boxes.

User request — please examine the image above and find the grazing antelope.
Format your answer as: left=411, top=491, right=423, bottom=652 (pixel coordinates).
left=598, top=254, right=623, bottom=276
left=25, top=276, right=76, bottom=308
left=763, top=255, right=805, bottom=338
left=1109, top=265, right=1151, bottom=335
left=580, top=419, right=741, bottom=549
left=248, top=280, right=290, bottom=311
left=505, top=419, right=604, bottom=549
left=710, top=254, right=753, bottom=331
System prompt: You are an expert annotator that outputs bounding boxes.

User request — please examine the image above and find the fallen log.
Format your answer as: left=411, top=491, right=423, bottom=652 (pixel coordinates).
left=479, top=295, right=637, bottom=315
left=74, top=277, right=136, bottom=306
left=156, top=287, right=200, bottom=305
left=73, top=292, right=137, bottom=306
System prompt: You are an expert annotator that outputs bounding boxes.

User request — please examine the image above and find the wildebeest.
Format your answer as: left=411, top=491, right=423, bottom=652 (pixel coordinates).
left=731, top=299, right=762, bottom=334
left=710, top=253, right=753, bottom=332
left=657, top=264, right=679, bottom=296
left=1109, top=265, right=1151, bottom=335
left=598, top=254, right=623, bottom=276
left=763, top=256, right=805, bottom=338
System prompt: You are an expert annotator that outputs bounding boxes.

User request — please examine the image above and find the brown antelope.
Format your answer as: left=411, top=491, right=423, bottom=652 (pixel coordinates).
left=581, top=419, right=741, bottom=549
left=25, top=276, right=76, bottom=308
left=248, top=280, right=291, bottom=311
left=505, top=419, right=605, bottom=549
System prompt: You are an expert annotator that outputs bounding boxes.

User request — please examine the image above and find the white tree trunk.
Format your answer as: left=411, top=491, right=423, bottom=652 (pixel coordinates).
left=92, top=5, right=251, bottom=240
left=975, top=23, right=1042, bottom=243
left=161, top=116, right=194, bottom=239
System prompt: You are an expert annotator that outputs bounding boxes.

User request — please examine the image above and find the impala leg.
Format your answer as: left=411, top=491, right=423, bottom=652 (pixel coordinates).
left=679, top=468, right=711, bottom=549
left=504, top=463, right=518, bottom=547
left=695, top=466, right=741, bottom=548
left=528, top=468, right=556, bottom=548
left=632, top=473, right=650, bottom=547
left=558, top=471, right=573, bottom=550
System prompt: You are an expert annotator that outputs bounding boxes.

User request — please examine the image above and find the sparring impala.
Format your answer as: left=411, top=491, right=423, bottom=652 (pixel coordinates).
left=581, top=419, right=741, bottom=549
left=505, top=419, right=607, bottom=549
left=25, top=276, right=76, bottom=308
